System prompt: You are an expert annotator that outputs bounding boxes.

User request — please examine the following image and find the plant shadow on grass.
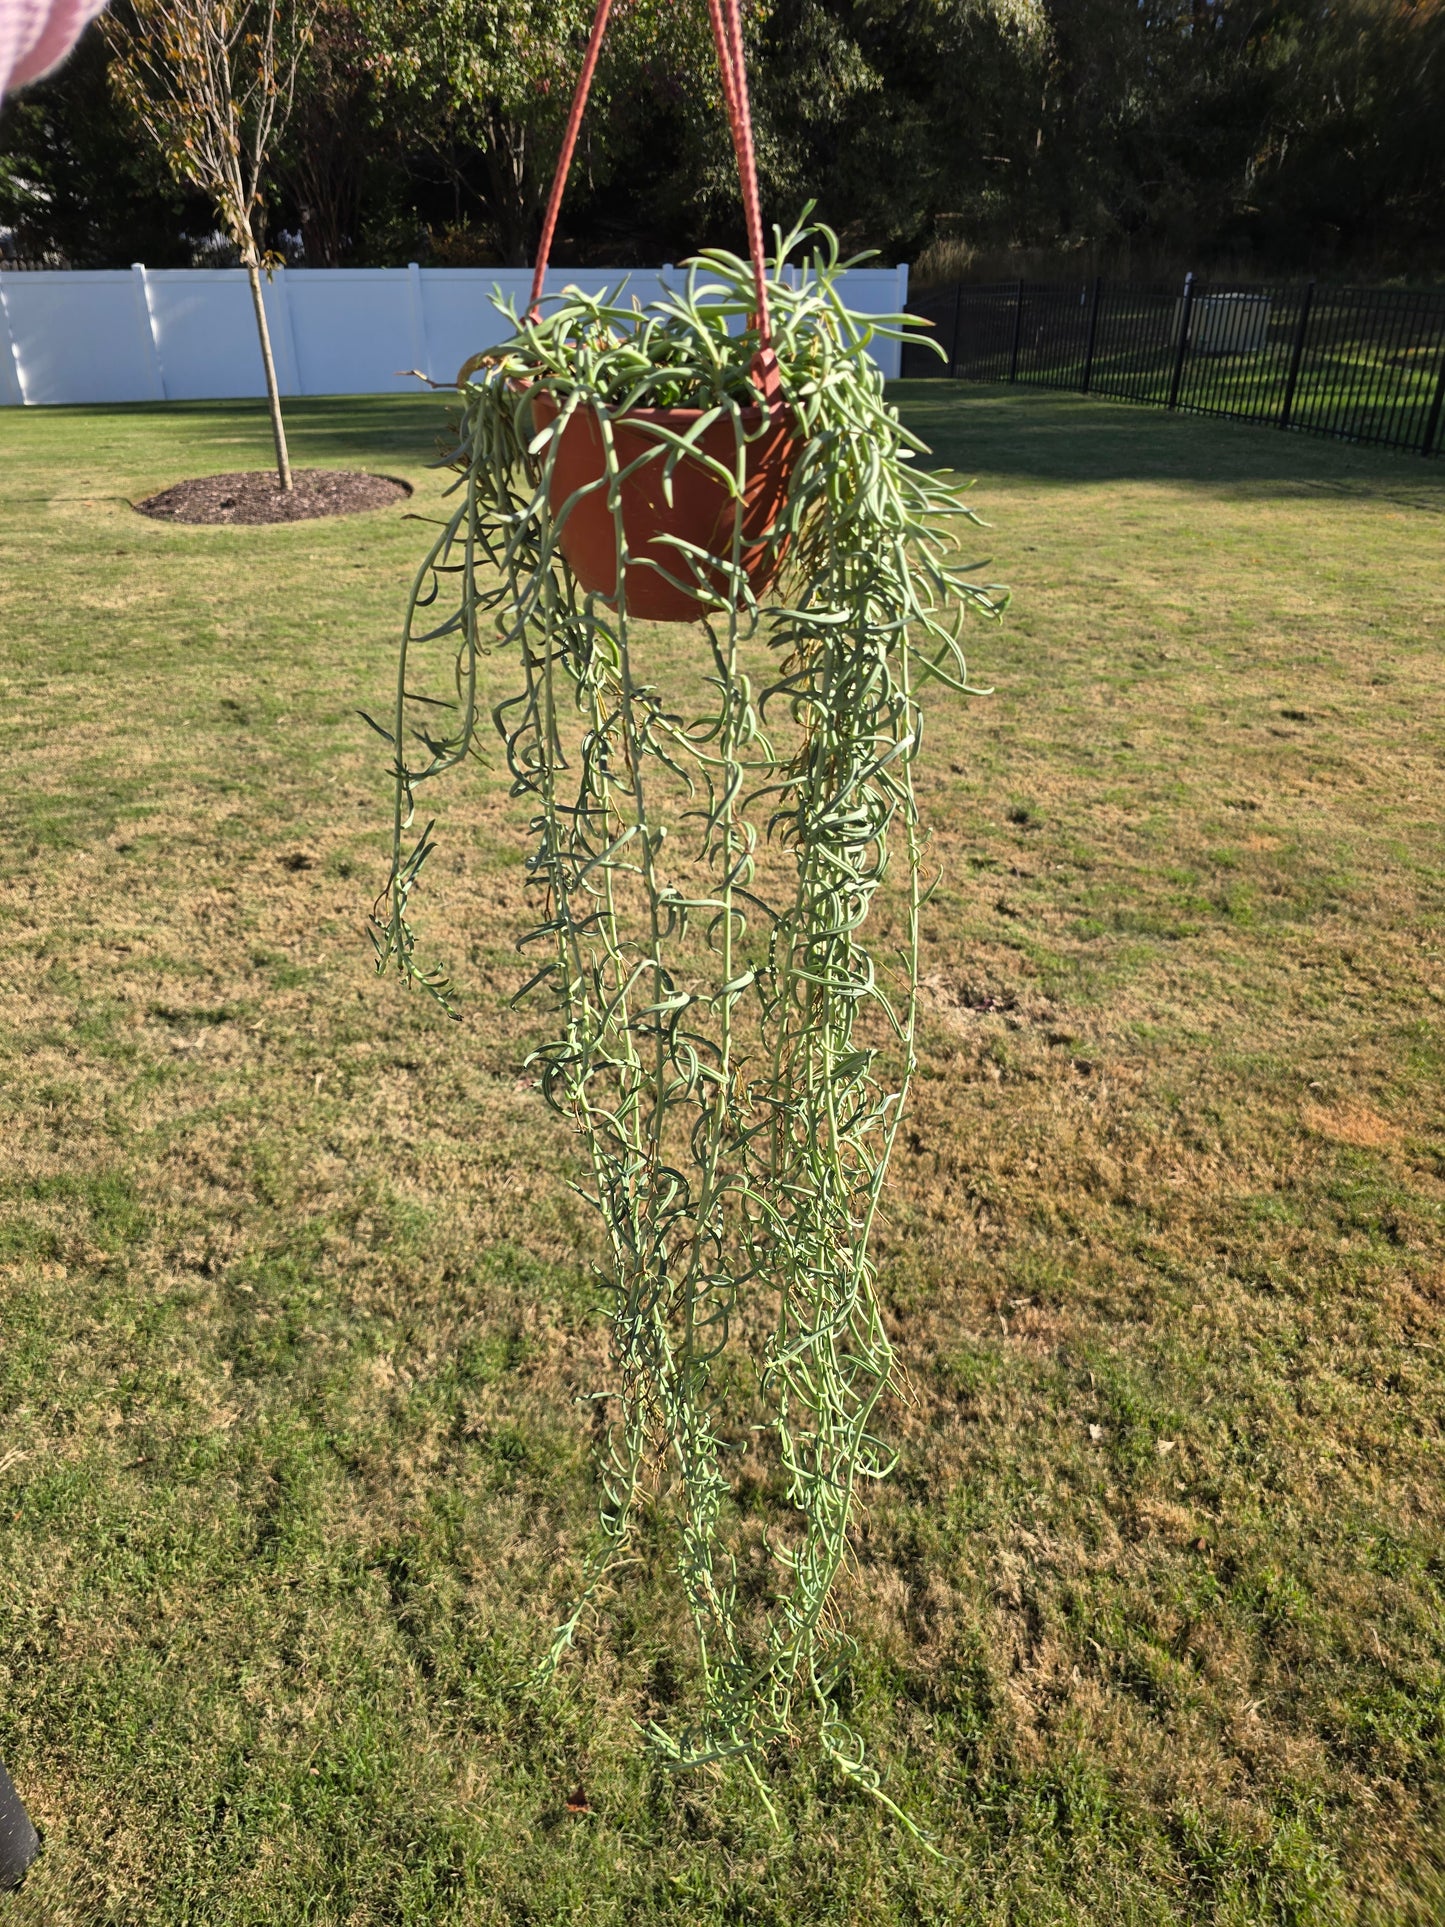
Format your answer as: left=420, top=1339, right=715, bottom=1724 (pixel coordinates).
left=17, top=393, right=455, bottom=493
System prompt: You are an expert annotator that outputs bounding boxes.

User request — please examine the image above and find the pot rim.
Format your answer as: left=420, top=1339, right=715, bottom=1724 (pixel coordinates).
left=526, top=385, right=779, bottom=430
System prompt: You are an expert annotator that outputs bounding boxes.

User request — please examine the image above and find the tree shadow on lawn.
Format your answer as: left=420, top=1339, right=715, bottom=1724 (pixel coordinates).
left=21, top=383, right=1445, bottom=513
left=17, top=392, right=453, bottom=474
left=893, top=380, right=1445, bottom=507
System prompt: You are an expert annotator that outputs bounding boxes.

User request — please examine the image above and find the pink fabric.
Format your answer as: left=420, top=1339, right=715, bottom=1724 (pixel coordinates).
left=1, top=0, right=108, bottom=99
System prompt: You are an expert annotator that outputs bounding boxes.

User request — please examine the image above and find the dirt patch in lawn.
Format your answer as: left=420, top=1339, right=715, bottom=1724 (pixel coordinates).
left=1302, top=1099, right=1406, bottom=1151
left=134, top=468, right=411, bottom=524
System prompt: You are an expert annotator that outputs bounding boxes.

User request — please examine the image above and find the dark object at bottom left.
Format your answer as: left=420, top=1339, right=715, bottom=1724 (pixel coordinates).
left=0, top=1758, right=39, bottom=1890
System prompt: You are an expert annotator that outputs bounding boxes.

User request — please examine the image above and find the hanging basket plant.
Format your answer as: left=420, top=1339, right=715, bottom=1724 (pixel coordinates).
left=371, top=0, right=1006, bottom=1825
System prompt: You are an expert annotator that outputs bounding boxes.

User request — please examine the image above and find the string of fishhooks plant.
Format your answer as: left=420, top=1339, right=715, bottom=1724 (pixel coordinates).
left=369, top=211, right=1006, bottom=1820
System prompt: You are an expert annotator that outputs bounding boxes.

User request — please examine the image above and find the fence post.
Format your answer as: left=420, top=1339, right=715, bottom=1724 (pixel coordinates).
left=1422, top=345, right=1445, bottom=458
left=130, top=264, right=167, bottom=402
left=1008, top=280, right=1024, bottom=382
left=406, top=261, right=430, bottom=384
left=1279, top=279, right=1316, bottom=431
left=947, top=278, right=963, bottom=378
left=1081, top=275, right=1103, bottom=394
left=0, top=272, right=24, bottom=406
left=265, top=267, right=303, bottom=396
left=1168, top=272, right=1195, bottom=411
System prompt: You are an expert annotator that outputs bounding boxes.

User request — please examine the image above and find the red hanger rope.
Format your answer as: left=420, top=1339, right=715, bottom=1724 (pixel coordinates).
left=528, top=0, right=780, bottom=399
left=528, top=0, right=615, bottom=320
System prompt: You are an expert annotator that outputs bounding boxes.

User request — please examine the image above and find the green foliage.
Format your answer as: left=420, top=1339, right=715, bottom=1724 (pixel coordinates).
left=8, top=0, right=1445, bottom=275
left=280, top=0, right=393, bottom=267
left=372, top=217, right=1004, bottom=1806
left=0, top=31, right=201, bottom=266
left=350, top=0, right=601, bottom=264
left=1011, top=0, right=1445, bottom=273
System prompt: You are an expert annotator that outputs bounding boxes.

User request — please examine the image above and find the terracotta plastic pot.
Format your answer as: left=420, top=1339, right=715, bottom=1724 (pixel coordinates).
left=529, top=390, right=798, bottom=624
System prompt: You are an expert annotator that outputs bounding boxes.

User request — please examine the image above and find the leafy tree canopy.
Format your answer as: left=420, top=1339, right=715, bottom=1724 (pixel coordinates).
left=3, top=0, right=1442, bottom=278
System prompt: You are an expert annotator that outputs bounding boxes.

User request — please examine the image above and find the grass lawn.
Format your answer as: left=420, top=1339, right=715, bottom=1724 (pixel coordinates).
left=0, top=383, right=1442, bottom=1924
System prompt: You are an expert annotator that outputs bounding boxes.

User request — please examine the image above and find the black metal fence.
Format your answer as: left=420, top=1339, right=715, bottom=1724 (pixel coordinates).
left=900, top=274, right=1445, bottom=458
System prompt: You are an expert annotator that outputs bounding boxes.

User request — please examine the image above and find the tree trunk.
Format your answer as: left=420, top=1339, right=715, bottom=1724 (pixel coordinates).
left=293, top=104, right=367, bottom=266
left=244, top=259, right=293, bottom=492
left=483, top=106, right=536, bottom=267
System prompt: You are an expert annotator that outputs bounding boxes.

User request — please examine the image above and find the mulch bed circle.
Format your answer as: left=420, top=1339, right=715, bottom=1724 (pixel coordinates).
left=134, top=469, right=412, bottom=526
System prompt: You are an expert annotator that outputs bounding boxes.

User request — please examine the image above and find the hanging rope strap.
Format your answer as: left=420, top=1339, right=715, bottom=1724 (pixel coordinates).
left=528, top=0, right=782, bottom=406
left=528, top=0, right=615, bottom=322
left=704, top=0, right=769, bottom=339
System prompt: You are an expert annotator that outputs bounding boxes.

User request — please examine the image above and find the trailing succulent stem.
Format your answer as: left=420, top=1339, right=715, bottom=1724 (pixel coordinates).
left=371, top=212, right=1005, bottom=1819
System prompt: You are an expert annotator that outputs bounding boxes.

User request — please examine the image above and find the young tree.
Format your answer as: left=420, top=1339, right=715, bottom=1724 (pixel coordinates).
left=104, top=0, right=314, bottom=488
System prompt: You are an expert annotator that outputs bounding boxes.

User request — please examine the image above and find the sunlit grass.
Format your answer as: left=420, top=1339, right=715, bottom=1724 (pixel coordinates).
left=0, top=388, right=1441, bottom=1923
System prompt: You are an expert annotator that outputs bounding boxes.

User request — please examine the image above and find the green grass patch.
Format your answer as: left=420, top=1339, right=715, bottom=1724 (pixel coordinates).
left=0, top=389, right=1441, bottom=1921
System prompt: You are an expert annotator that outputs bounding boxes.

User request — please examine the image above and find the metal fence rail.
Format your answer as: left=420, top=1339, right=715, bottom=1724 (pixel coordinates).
left=901, top=274, right=1445, bottom=458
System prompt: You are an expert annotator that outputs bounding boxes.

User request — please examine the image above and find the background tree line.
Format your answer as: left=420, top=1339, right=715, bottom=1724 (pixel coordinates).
left=2, top=0, right=1442, bottom=284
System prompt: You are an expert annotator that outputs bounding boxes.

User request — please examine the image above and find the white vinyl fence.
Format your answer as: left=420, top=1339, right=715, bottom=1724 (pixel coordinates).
left=0, top=263, right=910, bottom=408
